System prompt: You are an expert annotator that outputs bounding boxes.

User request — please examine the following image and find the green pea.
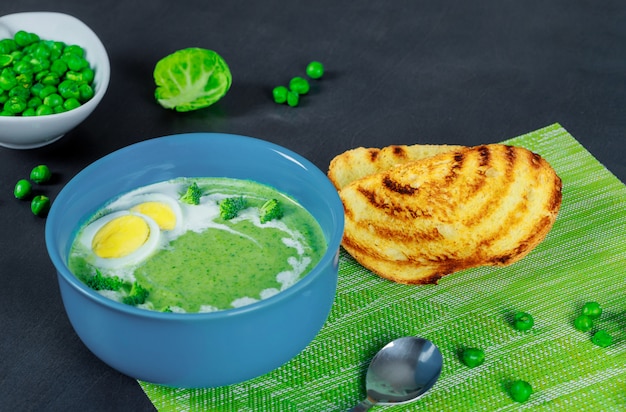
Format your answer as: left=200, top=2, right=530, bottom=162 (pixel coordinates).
left=65, top=70, right=84, bottom=82
left=14, top=31, right=39, bottom=47
left=0, top=54, right=13, bottom=67
left=286, top=90, right=299, bottom=107
left=0, top=72, right=17, bottom=91
left=512, top=311, right=534, bottom=331
left=460, top=347, right=485, bottom=368
left=0, top=93, right=8, bottom=104
left=272, top=85, right=288, bottom=104
left=64, top=44, right=85, bottom=57
left=27, top=96, right=43, bottom=108
left=40, top=71, right=61, bottom=86
left=50, top=59, right=68, bottom=75
left=9, top=86, right=30, bottom=100
left=78, top=84, right=94, bottom=102
left=63, top=97, right=81, bottom=111
left=31, top=195, right=51, bottom=217
left=591, top=330, right=613, bottom=348
left=53, top=104, right=66, bottom=114
left=35, top=104, right=53, bottom=116
left=289, top=76, right=310, bottom=95
left=4, top=96, right=27, bottom=114
left=62, top=53, right=86, bottom=71
left=306, top=61, right=324, bottom=79
left=38, top=84, right=57, bottom=99
left=30, top=164, right=52, bottom=184
left=22, top=107, right=36, bottom=116
left=0, top=39, right=17, bottom=54
left=13, top=60, right=33, bottom=75
left=43, top=93, right=63, bottom=108
left=58, top=80, right=80, bottom=99
left=573, top=314, right=593, bottom=332
left=14, top=179, right=32, bottom=199
left=581, top=302, right=602, bottom=319
left=509, top=380, right=532, bottom=403
left=81, top=67, right=94, bottom=83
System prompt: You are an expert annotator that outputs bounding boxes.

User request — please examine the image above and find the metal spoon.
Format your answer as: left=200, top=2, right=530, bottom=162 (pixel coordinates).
left=352, top=336, right=443, bottom=411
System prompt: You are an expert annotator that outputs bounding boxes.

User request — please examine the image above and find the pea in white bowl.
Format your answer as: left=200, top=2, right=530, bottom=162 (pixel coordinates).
left=0, top=12, right=110, bottom=149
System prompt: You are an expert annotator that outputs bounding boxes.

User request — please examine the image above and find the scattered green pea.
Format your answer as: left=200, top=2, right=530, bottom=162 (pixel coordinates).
left=30, top=164, right=52, bottom=184
left=509, top=380, right=532, bottom=403
left=306, top=61, right=324, bottom=79
left=573, top=314, right=593, bottom=332
left=31, top=195, right=50, bottom=217
left=272, top=85, right=288, bottom=104
left=512, top=311, right=534, bottom=331
left=289, top=76, right=310, bottom=95
left=286, top=90, right=299, bottom=107
left=13, top=179, right=32, bottom=199
left=460, top=347, right=485, bottom=368
left=591, top=330, right=613, bottom=348
left=581, top=302, right=602, bottom=319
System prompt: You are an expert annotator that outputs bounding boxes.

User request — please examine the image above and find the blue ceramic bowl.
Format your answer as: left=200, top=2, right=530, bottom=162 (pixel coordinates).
left=45, top=133, right=344, bottom=388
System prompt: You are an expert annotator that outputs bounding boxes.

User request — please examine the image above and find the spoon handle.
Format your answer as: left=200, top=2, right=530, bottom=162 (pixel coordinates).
left=351, top=398, right=376, bottom=411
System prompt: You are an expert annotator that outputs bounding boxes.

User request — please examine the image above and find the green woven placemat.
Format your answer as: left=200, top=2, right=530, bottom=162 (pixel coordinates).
left=140, top=124, right=626, bottom=411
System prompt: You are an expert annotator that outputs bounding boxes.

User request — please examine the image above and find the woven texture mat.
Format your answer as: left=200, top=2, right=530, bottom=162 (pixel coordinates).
left=140, top=124, right=626, bottom=411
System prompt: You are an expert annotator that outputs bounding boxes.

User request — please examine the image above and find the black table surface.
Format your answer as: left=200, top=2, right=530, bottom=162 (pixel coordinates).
left=1, top=1, right=624, bottom=410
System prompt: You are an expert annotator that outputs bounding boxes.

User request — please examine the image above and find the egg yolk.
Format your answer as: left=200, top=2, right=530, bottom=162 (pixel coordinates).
left=91, top=215, right=150, bottom=258
left=130, top=201, right=176, bottom=230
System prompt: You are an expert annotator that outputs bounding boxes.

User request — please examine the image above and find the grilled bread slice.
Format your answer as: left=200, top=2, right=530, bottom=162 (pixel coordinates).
left=340, top=144, right=562, bottom=284
left=328, top=144, right=464, bottom=190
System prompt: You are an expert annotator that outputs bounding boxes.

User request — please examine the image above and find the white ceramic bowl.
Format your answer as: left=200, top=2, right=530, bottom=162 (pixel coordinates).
left=0, top=12, right=110, bottom=149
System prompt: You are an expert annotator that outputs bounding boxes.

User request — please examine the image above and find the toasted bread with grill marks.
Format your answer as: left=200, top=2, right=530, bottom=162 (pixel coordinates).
left=328, top=144, right=464, bottom=190
left=339, top=144, right=562, bottom=284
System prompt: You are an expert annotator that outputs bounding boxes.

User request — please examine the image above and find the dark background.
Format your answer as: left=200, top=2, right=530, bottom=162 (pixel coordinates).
left=1, top=1, right=624, bottom=410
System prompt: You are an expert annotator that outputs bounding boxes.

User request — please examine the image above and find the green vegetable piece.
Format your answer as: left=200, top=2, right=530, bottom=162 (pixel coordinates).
left=14, top=31, right=39, bottom=47
left=122, top=282, right=149, bottom=306
left=43, top=93, right=63, bottom=108
left=509, top=380, right=532, bottom=403
left=41, top=72, right=61, bottom=85
left=272, top=85, right=288, bottom=104
left=38, top=84, right=58, bottom=99
left=31, top=195, right=51, bottom=217
left=0, top=70, right=17, bottom=91
left=4, top=96, right=27, bottom=114
left=35, top=104, right=54, bottom=116
left=81, top=67, right=95, bottom=83
left=0, top=54, right=14, bottom=67
left=63, top=97, right=81, bottom=111
left=259, top=198, right=283, bottom=223
left=0, top=39, right=17, bottom=54
left=58, top=79, right=80, bottom=99
left=306, top=61, right=324, bottom=79
left=179, top=182, right=202, bottom=205
left=14, top=179, right=32, bottom=199
left=50, top=59, right=68, bottom=75
left=460, top=347, right=485, bottom=368
left=512, top=311, right=534, bottom=331
left=64, top=44, right=85, bottom=58
left=591, top=330, right=613, bottom=348
left=289, top=76, right=310, bottom=95
left=78, top=83, right=94, bottom=102
left=287, top=90, right=299, bottom=107
left=153, top=47, right=232, bottom=112
left=30, top=164, right=52, bottom=183
left=22, top=107, right=36, bottom=116
left=85, top=270, right=125, bottom=291
left=581, top=301, right=602, bottom=319
left=28, top=96, right=43, bottom=108
left=574, top=314, right=593, bottom=332
left=219, top=196, right=247, bottom=220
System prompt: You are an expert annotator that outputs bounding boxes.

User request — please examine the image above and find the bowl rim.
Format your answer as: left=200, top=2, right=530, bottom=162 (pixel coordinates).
left=46, top=132, right=345, bottom=320
left=0, top=11, right=110, bottom=123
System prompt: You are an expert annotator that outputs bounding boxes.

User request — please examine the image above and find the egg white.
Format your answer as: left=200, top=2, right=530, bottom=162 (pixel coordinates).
left=78, top=210, right=162, bottom=269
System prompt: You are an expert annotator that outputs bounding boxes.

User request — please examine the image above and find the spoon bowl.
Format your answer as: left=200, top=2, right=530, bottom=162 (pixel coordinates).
left=352, top=336, right=443, bottom=411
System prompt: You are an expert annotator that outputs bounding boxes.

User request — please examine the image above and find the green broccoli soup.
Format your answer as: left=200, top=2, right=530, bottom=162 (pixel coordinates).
left=67, top=177, right=327, bottom=313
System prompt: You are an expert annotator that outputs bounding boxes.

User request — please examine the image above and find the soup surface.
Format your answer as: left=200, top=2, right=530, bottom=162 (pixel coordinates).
left=68, top=177, right=327, bottom=313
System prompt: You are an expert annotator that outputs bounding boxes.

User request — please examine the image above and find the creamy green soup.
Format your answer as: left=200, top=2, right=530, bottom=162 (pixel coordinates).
left=68, top=177, right=327, bottom=313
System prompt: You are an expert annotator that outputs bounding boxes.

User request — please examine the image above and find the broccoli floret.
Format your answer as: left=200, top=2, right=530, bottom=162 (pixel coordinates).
left=85, top=270, right=125, bottom=291
left=219, top=196, right=247, bottom=220
left=259, top=199, right=283, bottom=223
left=180, top=182, right=202, bottom=205
left=122, top=282, right=149, bottom=306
